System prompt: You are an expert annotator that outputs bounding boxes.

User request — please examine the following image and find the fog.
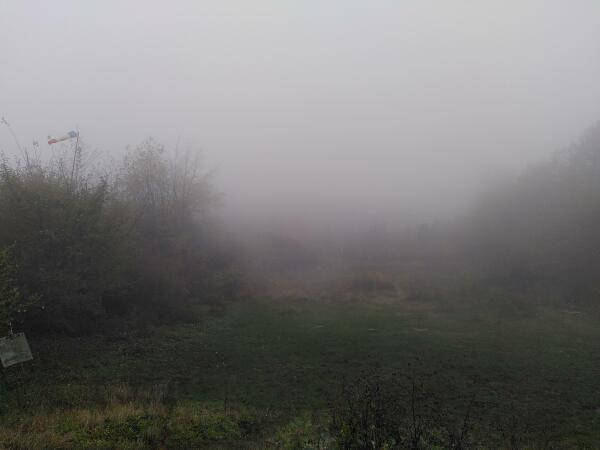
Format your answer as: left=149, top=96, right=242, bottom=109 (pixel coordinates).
left=6, top=4, right=600, bottom=444
left=2, top=1, right=600, bottom=230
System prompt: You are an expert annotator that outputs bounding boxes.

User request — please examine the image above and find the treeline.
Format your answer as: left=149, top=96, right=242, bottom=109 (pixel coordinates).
left=284, top=121, right=600, bottom=307
left=2, top=121, right=599, bottom=334
left=466, top=122, right=600, bottom=303
left=0, top=139, right=239, bottom=335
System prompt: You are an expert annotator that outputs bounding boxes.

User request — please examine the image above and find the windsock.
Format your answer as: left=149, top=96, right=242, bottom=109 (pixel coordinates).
left=48, top=130, right=78, bottom=145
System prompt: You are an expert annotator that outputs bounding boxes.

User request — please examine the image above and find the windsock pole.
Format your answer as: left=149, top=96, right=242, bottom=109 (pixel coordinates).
left=46, top=128, right=80, bottom=190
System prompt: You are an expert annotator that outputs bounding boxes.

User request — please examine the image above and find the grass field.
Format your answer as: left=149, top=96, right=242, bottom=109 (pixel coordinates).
left=2, top=287, right=600, bottom=449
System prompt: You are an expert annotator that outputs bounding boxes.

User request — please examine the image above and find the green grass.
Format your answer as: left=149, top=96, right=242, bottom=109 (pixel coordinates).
left=2, top=293, right=600, bottom=448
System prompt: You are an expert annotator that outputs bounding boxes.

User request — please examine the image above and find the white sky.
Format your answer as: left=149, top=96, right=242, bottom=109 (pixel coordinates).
left=2, top=1, right=600, bottom=228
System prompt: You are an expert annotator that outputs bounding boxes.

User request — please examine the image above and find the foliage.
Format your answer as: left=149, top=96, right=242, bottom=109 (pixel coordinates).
left=329, top=371, right=452, bottom=450
left=0, top=138, right=237, bottom=335
left=0, top=157, right=119, bottom=333
left=330, top=372, right=405, bottom=449
left=467, top=122, right=600, bottom=303
left=0, top=247, right=27, bottom=334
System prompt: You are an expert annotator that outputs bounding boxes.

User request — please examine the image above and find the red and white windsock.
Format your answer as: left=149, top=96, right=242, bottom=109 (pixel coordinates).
left=48, top=130, right=78, bottom=145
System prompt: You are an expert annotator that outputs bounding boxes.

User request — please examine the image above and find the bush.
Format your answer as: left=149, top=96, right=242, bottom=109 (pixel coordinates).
left=0, top=138, right=238, bottom=335
left=330, top=372, right=481, bottom=450
left=330, top=373, right=405, bottom=449
left=0, top=247, right=28, bottom=334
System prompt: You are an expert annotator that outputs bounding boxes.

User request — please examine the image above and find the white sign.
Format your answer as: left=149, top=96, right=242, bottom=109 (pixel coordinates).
left=0, top=332, right=33, bottom=368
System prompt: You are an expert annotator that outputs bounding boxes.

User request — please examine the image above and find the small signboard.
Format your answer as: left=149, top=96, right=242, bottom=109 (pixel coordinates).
left=0, top=332, right=33, bottom=368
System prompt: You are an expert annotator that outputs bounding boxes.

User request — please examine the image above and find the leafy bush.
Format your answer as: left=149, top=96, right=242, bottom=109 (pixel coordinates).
left=0, top=247, right=28, bottom=334
left=0, top=138, right=239, bottom=335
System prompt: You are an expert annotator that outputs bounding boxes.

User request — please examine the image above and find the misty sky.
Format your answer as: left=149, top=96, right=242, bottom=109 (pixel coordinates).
left=2, top=1, right=600, bottom=229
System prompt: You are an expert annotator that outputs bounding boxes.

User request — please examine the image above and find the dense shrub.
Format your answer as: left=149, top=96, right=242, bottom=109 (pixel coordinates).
left=0, top=247, right=27, bottom=334
left=330, top=372, right=447, bottom=450
left=0, top=139, right=238, bottom=335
